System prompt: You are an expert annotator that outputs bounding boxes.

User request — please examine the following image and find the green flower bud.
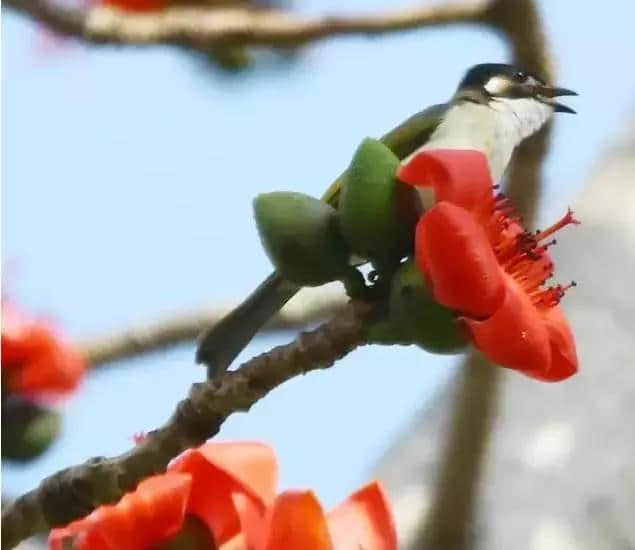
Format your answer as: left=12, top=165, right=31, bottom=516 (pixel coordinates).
left=383, top=259, right=468, bottom=354
left=1, top=399, right=61, bottom=462
left=339, top=138, right=421, bottom=268
left=254, top=191, right=350, bottom=286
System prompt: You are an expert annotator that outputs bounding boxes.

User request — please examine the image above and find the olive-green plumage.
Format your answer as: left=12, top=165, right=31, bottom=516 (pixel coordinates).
left=196, top=104, right=447, bottom=374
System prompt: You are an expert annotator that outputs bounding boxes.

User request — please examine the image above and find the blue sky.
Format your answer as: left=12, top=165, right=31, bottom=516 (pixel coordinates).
left=3, top=0, right=634, bottom=508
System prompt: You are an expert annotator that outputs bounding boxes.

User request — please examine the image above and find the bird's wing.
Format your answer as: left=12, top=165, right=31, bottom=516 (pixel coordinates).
left=321, top=103, right=448, bottom=207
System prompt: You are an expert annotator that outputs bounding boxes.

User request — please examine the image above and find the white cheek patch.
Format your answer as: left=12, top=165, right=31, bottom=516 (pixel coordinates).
left=484, top=76, right=510, bottom=95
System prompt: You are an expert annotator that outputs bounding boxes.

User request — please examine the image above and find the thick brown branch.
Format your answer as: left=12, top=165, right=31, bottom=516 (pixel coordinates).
left=79, top=290, right=348, bottom=367
left=1, top=301, right=371, bottom=548
left=4, top=0, right=489, bottom=51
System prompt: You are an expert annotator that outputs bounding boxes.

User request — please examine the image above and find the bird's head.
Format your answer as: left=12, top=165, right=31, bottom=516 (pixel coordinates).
left=456, top=63, right=577, bottom=114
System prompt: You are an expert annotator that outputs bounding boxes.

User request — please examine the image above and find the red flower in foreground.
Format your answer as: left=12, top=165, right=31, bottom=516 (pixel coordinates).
left=1, top=302, right=85, bottom=396
left=397, top=149, right=579, bottom=381
left=49, top=441, right=397, bottom=550
left=233, top=482, right=396, bottom=550
left=100, top=0, right=167, bottom=12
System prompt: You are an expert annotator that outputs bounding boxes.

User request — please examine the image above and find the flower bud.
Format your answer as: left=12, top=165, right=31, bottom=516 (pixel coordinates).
left=339, top=138, right=421, bottom=268
left=1, top=399, right=61, bottom=462
left=254, top=191, right=350, bottom=286
left=387, top=259, right=467, bottom=354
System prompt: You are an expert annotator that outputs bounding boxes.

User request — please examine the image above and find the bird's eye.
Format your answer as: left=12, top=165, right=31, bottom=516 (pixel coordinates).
left=513, top=71, right=527, bottom=83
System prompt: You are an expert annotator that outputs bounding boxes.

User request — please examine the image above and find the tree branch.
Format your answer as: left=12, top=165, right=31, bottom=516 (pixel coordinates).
left=1, top=301, right=371, bottom=548
left=79, top=289, right=348, bottom=367
left=4, top=0, right=489, bottom=52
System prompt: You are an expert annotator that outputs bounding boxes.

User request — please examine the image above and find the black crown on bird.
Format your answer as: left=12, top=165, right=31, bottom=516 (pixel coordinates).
left=456, top=63, right=577, bottom=113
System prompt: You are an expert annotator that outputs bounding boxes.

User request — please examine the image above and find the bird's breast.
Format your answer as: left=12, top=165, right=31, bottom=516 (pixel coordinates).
left=407, top=99, right=553, bottom=183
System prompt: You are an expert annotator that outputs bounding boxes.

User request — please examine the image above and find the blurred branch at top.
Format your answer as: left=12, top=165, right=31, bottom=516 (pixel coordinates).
left=5, top=0, right=492, bottom=68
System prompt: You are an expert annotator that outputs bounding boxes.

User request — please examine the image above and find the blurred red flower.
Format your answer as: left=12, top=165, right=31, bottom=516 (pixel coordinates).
left=49, top=441, right=397, bottom=549
left=2, top=302, right=86, bottom=397
left=397, top=149, right=579, bottom=381
left=100, top=0, right=167, bottom=12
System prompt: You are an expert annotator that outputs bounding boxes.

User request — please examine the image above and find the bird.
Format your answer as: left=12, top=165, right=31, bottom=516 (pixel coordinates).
left=196, top=62, right=577, bottom=376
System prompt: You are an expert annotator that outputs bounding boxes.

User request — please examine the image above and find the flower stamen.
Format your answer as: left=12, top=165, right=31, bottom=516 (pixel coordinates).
left=480, top=197, right=578, bottom=310
left=531, top=281, right=577, bottom=307
left=534, top=208, right=580, bottom=242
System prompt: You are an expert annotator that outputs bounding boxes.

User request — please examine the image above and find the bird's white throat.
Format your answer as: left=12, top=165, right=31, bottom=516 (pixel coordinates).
left=410, top=97, right=554, bottom=183
left=488, top=96, right=554, bottom=142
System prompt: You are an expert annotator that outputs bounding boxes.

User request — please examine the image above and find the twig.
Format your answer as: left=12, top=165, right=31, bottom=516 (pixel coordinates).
left=415, top=0, right=554, bottom=547
left=4, top=0, right=489, bottom=52
left=1, top=301, right=372, bottom=548
left=79, top=289, right=348, bottom=367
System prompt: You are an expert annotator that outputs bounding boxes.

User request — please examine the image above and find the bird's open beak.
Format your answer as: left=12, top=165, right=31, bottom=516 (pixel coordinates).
left=536, top=85, right=578, bottom=114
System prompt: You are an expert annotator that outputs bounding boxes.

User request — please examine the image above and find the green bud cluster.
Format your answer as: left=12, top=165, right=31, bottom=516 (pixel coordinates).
left=373, top=259, right=468, bottom=354
left=253, top=138, right=467, bottom=354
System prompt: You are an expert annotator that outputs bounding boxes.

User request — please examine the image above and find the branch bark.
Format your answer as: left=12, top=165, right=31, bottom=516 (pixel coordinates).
left=1, top=301, right=371, bottom=548
left=79, top=290, right=348, bottom=367
left=4, top=0, right=489, bottom=52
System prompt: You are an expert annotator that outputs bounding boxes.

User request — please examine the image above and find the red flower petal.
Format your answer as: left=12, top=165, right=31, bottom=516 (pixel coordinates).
left=2, top=329, right=44, bottom=366
left=397, top=149, right=493, bottom=211
left=415, top=202, right=505, bottom=317
left=464, top=278, right=551, bottom=374
left=10, top=344, right=85, bottom=396
left=328, top=481, right=397, bottom=550
left=101, top=0, right=167, bottom=11
left=232, top=491, right=268, bottom=548
left=49, top=473, right=192, bottom=550
left=261, top=491, right=333, bottom=550
left=2, top=303, right=85, bottom=396
left=537, top=306, right=578, bottom=381
left=169, top=441, right=277, bottom=545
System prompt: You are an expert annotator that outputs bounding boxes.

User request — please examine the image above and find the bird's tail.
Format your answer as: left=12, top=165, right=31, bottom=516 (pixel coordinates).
left=196, top=272, right=299, bottom=376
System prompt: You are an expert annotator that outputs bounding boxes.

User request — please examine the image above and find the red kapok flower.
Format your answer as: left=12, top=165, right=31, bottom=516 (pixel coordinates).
left=100, top=0, right=167, bottom=12
left=2, top=302, right=86, bottom=397
left=49, top=441, right=397, bottom=550
left=397, top=149, right=579, bottom=381
left=49, top=473, right=193, bottom=549
left=49, top=441, right=277, bottom=550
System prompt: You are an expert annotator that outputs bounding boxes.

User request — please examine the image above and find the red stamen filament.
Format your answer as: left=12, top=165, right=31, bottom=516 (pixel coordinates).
left=511, top=261, right=551, bottom=291
left=530, top=281, right=576, bottom=307
left=534, top=208, right=580, bottom=243
left=480, top=193, right=578, bottom=309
